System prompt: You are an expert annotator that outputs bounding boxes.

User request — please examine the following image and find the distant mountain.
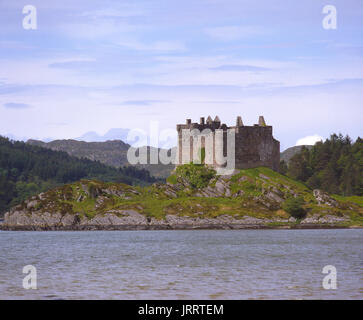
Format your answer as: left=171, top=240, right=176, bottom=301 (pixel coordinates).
left=27, top=139, right=130, bottom=166
left=280, top=145, right=313, bottom=163
left=75, top=128, right=131, bottom=142
left=27, top=139, right=175, bottom=178
left=3, top=133, right=53, bottom=142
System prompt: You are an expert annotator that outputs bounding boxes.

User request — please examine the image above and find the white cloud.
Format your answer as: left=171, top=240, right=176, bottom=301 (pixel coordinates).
left=79, top=6, right=146, bottom=19
left=296, top=135, right=324, bottom=146
left=117, top=40, right=186, bottom=52
left=3, top=102, right=32, bottom=109
left=204, top=25, right=268, bottom=41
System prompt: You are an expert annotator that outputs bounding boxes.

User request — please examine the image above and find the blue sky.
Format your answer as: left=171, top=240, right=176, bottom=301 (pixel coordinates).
left=0, top=0, right=362, bottom=150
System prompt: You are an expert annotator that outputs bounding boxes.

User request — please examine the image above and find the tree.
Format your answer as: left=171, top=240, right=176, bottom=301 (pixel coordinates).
left=287, top=146, right=311, bottom=181
left=279, top=160, right=288, bottom=175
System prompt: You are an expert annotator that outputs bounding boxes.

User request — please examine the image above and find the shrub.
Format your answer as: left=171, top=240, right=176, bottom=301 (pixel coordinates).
left=282, top=196, right=307, bottom=219
left=175, top=163, right=216, bottom=189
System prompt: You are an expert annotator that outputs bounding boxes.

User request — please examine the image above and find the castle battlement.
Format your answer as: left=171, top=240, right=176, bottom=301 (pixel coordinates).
left=176, top=116, right=280, bottom=171
left=177, top=116, right=271, bottom=131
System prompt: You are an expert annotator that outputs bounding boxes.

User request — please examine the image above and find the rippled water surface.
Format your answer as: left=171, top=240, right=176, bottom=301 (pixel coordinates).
left=0, top=229, right=362, bottom=299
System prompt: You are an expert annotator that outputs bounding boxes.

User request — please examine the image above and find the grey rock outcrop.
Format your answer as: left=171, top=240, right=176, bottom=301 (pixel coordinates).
left=313, top=189, right=338, bottom=207
left=301, top=214, right=348, bottom=224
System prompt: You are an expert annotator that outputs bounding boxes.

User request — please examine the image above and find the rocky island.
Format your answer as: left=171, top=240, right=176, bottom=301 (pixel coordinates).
left=2, top=165, right=362, bottom=230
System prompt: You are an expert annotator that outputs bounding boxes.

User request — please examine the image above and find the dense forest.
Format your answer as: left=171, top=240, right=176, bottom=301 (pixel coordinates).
left=0, top=136, right=159, bottom=215
left=280, top=134, right=362, bottom=196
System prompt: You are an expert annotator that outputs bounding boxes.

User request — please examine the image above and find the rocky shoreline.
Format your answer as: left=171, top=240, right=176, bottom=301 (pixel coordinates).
left=0, top=223, right=358, bottom=231
left=0, top=210, right=357, bottom=231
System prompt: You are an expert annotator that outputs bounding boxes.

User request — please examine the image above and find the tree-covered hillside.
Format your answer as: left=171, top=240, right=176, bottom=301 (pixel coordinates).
left=0, top=136, right=159, bottom=215
left=281, top=134, right=362, bottom=196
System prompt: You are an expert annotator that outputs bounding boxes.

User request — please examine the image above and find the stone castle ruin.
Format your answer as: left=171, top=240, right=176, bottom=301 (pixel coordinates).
left=176, top=116, right=280, bottom=172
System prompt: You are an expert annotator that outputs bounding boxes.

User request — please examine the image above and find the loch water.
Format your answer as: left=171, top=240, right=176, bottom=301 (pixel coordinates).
left=0, top=229, right=362, bottom=299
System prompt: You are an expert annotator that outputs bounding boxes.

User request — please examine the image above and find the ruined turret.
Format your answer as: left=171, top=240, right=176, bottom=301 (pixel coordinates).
left=258, top=116, right=266, bottom=127
left=236, top=116, right=243, bottom=127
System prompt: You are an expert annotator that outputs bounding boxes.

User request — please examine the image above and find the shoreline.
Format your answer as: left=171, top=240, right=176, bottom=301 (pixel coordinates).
left=1, top=224, right=361, bottom=231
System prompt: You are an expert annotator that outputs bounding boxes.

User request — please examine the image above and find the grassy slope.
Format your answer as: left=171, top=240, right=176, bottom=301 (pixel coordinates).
left=332, top=195, right=363, bottom=207
left=20, top=167, right=363, bottom=227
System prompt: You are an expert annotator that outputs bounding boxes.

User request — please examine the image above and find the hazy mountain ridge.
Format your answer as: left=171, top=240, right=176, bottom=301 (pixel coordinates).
left=75, top=128, right=131, bottom=142
left=27, top=139, right=175, bottom=178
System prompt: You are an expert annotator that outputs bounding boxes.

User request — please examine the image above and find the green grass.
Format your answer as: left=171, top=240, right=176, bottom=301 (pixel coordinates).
left=69, top=198, right=96, bottom=219
left=123, top=195, right=274, bottom=220
left=332, top=195, right=363, bottom=207
left=349, top=211, right=363, bottom=225
left=229, top=167, right=312, bottom=201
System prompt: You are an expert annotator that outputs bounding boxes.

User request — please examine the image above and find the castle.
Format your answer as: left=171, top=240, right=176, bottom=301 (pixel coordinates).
left=176, top=116, right=280, bottom=172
